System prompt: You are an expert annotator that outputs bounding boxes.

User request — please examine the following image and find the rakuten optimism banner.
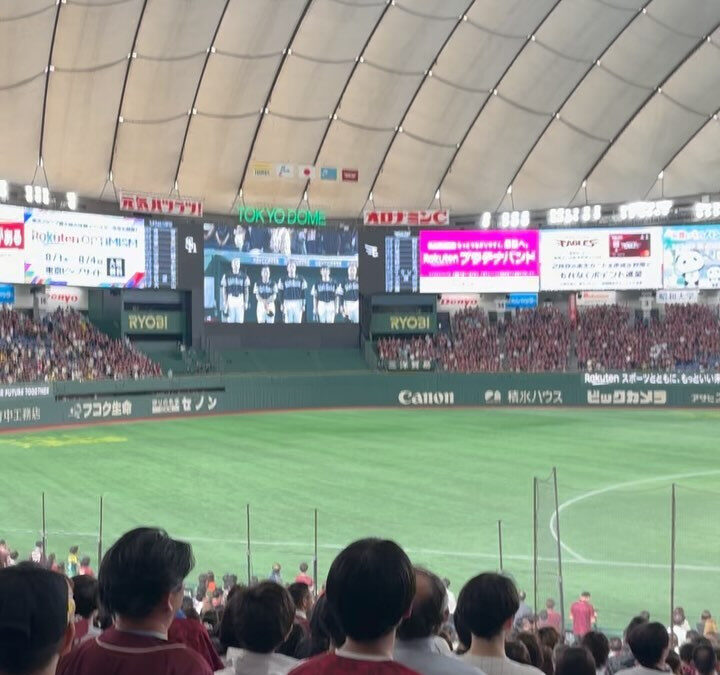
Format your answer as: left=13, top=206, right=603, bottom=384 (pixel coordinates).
left=0, top=205, right=147, bottom=288
left=418, top=230, right=539, bottom=293
left=540, top=227, right=662, bottom=291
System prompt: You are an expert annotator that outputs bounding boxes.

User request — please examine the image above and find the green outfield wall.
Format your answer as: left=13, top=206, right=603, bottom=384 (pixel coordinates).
left=1, top=371, right=720, bottom=431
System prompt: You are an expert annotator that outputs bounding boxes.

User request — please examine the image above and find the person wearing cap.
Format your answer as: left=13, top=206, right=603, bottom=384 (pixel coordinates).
left=0, top=562, right=75, bottom=675
left=58, top=527, right=211, bottom=675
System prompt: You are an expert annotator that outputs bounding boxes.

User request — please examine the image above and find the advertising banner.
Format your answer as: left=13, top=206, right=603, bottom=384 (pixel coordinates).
left=119, top=191, right=203, bottom=217
left=42, top=286, right=88, bottom=312
left=364, top=210, right=449, bottom=226
left=0, top=284, right=13, bottom=304
left=122, top=310, right=184, bottom=334
left=370, top=313, right=437, bottom=334
left=540, top=227, right=662, bottom=291
left=662, top=224, right=720, bottom=289
left=418, top=230, right=540, bottom=293
left=656, top=289, right=700, bottom=304
left=0, top=205, right=177, bottom=289
left=437, top=294, right=481, bottom=314
left=506, top=293, right=538, bottom=309
left=575, top=290, right=617, bottom=306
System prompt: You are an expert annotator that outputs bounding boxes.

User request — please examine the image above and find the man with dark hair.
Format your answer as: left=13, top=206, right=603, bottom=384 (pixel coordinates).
left=219, top=581, right=297, bottom=674
left=394, top=568, right=484, bottom=675
left=540, top=599, right=562, bottom=632
left=693, top=644, right=717, bottom=675
left=290, top=538, right=418, bottom=675
left=570, top=592, right=596, bottom=638
left=617, top=622, right=670, bottom=675
left=456, top=573, right=542, bottom=675
left=287, top=582, right=313, bottom=635
left=295, top=562, right=313, bottom=589
left=70, top=575, right=100, bottom=648
left=607, top=616, right=648, bottom=675
left=0, top=562, right=75, bottom=675
left=58, top=527, right=211, bottom=675
left=514, top=591, right=533, bottom=630
left=581, top=631, right=609, bottom=675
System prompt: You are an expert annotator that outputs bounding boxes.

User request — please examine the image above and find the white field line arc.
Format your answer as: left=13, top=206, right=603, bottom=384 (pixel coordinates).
left=8, top=531, right=720, bottom=573
left=549, top=469, right=720, bottom=564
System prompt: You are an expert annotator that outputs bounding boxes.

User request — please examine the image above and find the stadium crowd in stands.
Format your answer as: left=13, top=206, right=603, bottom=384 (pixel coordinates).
left=0, top=307, right=162, bottom=384
left=378, top=305, right=720, bottom=374
left=1, top=528, right=719, bottom=675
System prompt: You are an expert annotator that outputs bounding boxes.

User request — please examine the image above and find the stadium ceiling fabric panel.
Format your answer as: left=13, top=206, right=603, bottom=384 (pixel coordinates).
left=2, top=0, right=720, bottom=216
left=242, top=0, right=387, bottom=212
left=308, top=0, right=470, bottom=216
left=43, top=0, right=144, bottom=198
left=0, top=2, right=57, bottom=186
left=178, top=0, right=308, bottom=213
left=112, top=0, right=229, bottom=196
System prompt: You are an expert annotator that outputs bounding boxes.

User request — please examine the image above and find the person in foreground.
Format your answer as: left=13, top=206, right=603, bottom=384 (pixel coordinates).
left=0, top=563, right=75, bottom=675
left=219, top=582, right=298, bottom=675
left=394, top=567, right=485, bottom=675
left=455, top=572, right=543, bottom=675
left=289, top=538, right=420, bottom=675
left=616, top=622, right=670, bottom=675
left=57, top=527, right=212, bottom=675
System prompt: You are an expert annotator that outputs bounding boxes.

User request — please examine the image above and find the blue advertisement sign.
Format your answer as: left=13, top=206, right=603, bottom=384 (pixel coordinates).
left=507, top=293, right=538, bottom=309
left=0, top=284, right=14, bottom=304
left=663, top=225, right=720, bottom=289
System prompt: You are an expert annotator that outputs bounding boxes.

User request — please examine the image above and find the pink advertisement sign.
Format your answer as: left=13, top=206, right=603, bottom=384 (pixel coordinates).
left=419, top=230, right=540, bottom=293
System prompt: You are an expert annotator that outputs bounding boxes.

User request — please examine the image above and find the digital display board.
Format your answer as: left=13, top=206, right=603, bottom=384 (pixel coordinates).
left=418, top=230, right=540, bottom=293
left=203, top=223, right=358, bottom=324
left=0, top=205, right=177, bottom=289
left=662, top=224, right=720, bottom=289
left=540, top=227, right=662, bottom=291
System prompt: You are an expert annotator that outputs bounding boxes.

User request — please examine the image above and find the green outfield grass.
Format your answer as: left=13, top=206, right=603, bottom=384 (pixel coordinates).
left=1, top=408, right=719, bottom=633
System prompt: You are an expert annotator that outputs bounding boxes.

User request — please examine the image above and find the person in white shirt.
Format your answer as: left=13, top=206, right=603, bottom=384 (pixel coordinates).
left=616, top=622, right=670, bottom=675
left=443, top=578, right=456, bottom=616
left=218, top=582, right=298, bottom=675
left=457, top=573, right=543, bottom=675
left=668, top=607, right=691, bottom=648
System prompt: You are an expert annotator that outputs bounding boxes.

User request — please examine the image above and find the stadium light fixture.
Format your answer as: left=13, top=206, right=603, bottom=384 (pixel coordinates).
left=0, top=180, right=8, bottom=202
left=66, top=192, right=77, bottom=210
left=479, top=211, right=491, bottom=229
left=694, top=201, right=720, bottom=220
left=24, top=185, right=33, bottom=203
left=499, top=212, right=510, bottom=229
left=618, top=200, right=672, bottom=221
left=41, top=187, right=49, bottom=206
left=520, top=210, right=530, bottom=228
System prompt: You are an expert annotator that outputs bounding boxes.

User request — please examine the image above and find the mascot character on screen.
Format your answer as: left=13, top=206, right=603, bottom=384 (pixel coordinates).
left=674, top=250, right=704, bottom=287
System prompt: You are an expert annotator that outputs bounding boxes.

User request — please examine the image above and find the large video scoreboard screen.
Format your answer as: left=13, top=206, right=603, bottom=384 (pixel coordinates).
left=0, top=205, right=177, bottom=289
left=203, top=223, right=358, bottom=324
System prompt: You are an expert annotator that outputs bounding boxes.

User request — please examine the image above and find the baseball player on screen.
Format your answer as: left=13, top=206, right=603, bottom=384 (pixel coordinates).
left=340, top=262, right=360, bottom=323
left=254, top=266, right=277, bottom=324
left=220, top=258, right=250, bottom=323
left=312, top=266, right=340, bottom=323
left=278, top=261, right=307, bottom=323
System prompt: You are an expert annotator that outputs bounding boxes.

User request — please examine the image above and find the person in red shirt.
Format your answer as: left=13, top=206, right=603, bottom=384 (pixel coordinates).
left=570, top=591, right=596, bottom=638
left=543, top=598, right=563, bottom=632
left=58, top=527, right=211, bottom=675
left=289, top=538, right=419, bottom=675
left=295, top=561, right=314, bottom=589
left=78, top=556, right=94, bottom=577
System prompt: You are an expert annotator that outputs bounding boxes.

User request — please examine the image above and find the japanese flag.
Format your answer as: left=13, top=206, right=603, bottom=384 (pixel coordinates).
left=298, top=165, right=316, bottom=180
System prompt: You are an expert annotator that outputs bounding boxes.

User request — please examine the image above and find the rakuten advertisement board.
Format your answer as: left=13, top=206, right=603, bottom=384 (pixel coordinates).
left=418, top=230, right=540, bottom=293
left=540, top=227, right=662, bottom=291
left=0, top=205, right=153, bottom=288
left=662, top=224, right=720, bottom=289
